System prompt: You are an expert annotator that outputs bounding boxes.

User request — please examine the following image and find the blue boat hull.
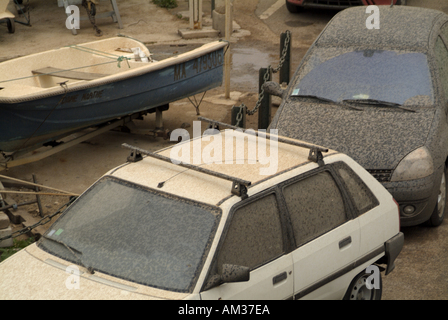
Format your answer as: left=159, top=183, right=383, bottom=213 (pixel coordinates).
left=0, top=47, right=225, bottom=153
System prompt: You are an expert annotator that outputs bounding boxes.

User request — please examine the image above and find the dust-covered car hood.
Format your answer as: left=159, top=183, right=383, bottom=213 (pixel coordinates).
left=0, top=244, right=189, bottom=300
left=270, top=100, right=435, bottom=169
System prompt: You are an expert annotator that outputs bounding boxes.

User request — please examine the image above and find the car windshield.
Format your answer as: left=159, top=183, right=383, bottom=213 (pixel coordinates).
left=38, top=176, right=221, bottom=293
left=291, top=48, right=434, bottom=107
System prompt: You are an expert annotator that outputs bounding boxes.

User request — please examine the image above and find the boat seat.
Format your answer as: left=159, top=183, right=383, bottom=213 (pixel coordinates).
left=32, top=67, right=109, bottom=81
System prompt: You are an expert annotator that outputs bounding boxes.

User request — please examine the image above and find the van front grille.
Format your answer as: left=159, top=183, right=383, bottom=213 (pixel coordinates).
left=367, top=169, right=394, bottom=183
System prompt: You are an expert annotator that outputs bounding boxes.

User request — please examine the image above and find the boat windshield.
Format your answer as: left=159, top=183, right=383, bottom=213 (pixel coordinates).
left=38, top=176, right=221, bottom=293
left=291, top=48, right=434, bottom=107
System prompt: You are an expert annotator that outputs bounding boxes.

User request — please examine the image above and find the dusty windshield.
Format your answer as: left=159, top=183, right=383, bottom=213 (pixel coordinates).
left=291, top=48, right=434, bottom=107
left=38, top=176, right=221, bottom=293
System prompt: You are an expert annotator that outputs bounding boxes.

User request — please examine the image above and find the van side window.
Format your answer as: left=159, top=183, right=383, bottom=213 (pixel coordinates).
left=217, top=193, right=283, bottom=271
left=282, top=171, right=348, bottom=247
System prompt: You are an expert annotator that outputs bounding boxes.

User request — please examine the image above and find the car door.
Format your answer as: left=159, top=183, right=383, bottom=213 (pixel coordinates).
left=279, top=166, right=361, bottom=300
left=200, top=190, right=294, bottom=300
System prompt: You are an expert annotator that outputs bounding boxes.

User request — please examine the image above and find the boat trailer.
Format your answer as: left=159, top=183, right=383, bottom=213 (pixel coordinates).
left=0, top=106, right=172, bottom=172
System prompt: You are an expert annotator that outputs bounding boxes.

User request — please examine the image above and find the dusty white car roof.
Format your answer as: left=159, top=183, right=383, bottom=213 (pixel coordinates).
left=110, top=131, right=336, bottom=206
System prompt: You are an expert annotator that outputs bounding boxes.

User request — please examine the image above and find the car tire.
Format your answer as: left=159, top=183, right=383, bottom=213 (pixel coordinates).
left=426, top=166, right=447, bottom=227
left=343, top=269, right=382, bottom=300
left=396, top=0, right=407, bottom=5
left=286, top=0, right=303, bottom=14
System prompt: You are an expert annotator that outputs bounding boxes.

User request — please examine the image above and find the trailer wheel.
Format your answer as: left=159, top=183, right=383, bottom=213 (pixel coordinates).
left=6, top=18, right=15, bottom=34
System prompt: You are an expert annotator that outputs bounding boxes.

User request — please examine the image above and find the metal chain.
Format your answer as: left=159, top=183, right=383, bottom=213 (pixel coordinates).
left=235, top=105, right=244, bottom=127
left=246, top=66, right=272, bottom=116
left=234, top=30, right=291, bottom=124
left=272, top=30, right=291, bottom=74
left=82, top=0, right=103, bottom=37
left=0, top=197, right=77, bottom=241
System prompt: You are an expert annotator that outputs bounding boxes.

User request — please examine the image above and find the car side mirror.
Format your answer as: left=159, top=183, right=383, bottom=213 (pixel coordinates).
left=262, top=81, right=285, bottom=98
left=202, top=264, right=250, bottom=291
left=221, top=264, right=250, bottom=283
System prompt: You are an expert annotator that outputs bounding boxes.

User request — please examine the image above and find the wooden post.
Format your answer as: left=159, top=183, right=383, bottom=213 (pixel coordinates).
left=231, top=105, right=246, bottom=128
left=32, top=174, right=44, bottom=217
left=279, top=32, right=291, bottom=85
left=224, top=0, right=231, bottom=99
left=258, top=67, right=272, bottom=130
left=198, top=0, right=203, bottom=29
left=189, top=0, right=194, bottom=30
left=189, top=0, right=202, bottom=30
left=0, top=181, right=5, bottom=208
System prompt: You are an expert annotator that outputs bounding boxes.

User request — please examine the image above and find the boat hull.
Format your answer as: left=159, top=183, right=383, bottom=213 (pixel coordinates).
left=0, top=44, right=225, bottom=153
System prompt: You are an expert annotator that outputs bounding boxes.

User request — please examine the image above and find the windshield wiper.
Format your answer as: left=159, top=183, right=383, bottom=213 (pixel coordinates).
left=42, top=235, right=94, bottom=274
left=342, top=99, right=416, bottom=113
left=294, top=94, right=364, bottom=111
left=293, top=94, right=335, bottom=103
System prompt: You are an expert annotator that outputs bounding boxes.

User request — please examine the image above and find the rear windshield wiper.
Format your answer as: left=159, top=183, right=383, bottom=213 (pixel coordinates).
left=42, top=235, right=94, bottom=274
left=342, top=99, right=416, bottom=113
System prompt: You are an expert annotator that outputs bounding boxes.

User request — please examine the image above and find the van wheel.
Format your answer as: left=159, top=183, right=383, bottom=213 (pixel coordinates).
left=343, top=270, right=382, bottom=300
left=427, top=166, right=447, bottom=227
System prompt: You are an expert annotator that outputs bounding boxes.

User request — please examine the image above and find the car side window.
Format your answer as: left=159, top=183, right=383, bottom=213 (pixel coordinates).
left=333, top=162, right=379, bottom=216
left=435, top=31, right=448, bottom=104
left=217, top=193, right=284, bottom=271
left=282, top=170, right=348, bottom=247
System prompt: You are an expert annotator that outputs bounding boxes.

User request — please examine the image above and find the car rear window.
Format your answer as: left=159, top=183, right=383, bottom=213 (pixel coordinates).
left=333, top=162, right=379, bottom=216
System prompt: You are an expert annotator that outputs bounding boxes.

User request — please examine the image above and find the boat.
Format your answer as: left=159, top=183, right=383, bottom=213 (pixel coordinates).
left=0, top=37, right=227, bottom=157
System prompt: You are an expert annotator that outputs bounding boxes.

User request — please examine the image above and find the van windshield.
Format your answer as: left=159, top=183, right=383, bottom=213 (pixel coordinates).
left=38, top=176, right=221, bottom=293
left=291, top=49, right=434, bottom=107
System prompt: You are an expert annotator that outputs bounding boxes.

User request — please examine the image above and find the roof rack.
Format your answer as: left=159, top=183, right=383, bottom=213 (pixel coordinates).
left=198, top=117, right=328, bottom=166
left=122, top=143, right=252, bottom=199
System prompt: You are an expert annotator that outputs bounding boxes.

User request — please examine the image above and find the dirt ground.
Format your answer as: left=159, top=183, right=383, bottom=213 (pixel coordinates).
left=0, top=0, right=290, bottom=239
left=2, top=0, right=448, bottom=301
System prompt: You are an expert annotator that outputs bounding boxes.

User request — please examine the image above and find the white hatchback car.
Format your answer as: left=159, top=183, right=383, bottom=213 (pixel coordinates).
left=0, top=125, right=403, bottom=300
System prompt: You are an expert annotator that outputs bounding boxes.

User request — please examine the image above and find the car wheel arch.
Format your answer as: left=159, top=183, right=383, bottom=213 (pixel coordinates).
left=343, top=268, right=383, bottom=300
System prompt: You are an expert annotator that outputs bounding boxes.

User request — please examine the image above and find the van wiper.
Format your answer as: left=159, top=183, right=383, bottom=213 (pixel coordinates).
left=42, top=235, right=94, bottom=274
left=294, top=94, right=335, bottom=103
left=342, top=99, right=416, bottom=113
left=294, top=94, right=363, bottom=111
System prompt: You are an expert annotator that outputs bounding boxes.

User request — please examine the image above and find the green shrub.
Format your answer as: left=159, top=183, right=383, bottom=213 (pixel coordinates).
left=152, top=0, right=178, bottom=9
left=0, top=237, right=34, bottom=262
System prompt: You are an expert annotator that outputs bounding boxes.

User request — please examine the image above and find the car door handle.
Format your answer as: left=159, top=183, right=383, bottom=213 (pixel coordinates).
left=272, top=272, right=287, bottom=285
left=339, top=236, right=352, bottom=249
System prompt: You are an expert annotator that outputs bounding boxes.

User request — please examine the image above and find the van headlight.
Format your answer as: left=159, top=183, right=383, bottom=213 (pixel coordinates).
left=391, top=147, right=434, bottom=182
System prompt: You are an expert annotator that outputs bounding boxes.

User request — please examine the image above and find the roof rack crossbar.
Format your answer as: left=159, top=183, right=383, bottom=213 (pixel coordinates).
left=197, top=117, right=329, bottom=164
left=122, top=143, right=252, bottom=198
